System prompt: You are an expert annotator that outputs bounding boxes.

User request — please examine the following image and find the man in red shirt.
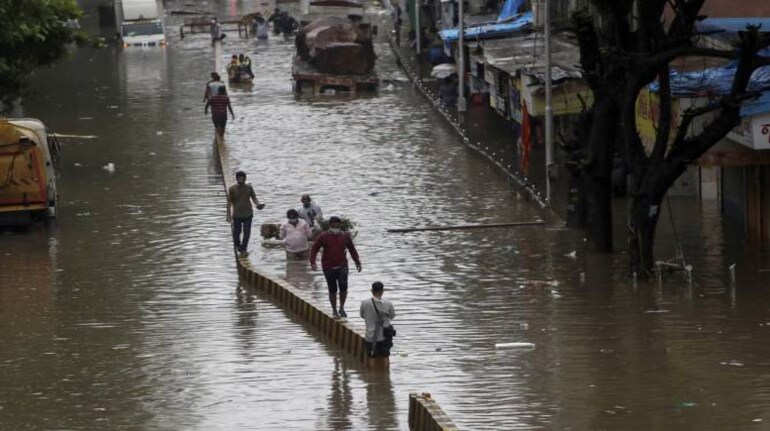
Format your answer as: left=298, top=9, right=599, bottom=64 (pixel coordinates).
left=204, top=86, right=235, bottom=136
left=310, top=216, right=361, bottom=318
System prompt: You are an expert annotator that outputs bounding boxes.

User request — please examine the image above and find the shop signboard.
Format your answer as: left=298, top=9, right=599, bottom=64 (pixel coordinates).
left=635, top=88, right=680, bottom=153
left=728, top=111, right=770, bottom=150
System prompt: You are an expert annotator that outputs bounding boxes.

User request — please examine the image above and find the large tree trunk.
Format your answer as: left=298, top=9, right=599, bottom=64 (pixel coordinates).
left=585, top=170, right=613, bottom=251
left=563, top=107, right=594, bottom=228
left=627, top=161, right=686, bottom=274
left=627, top=189, right=664, bottom=275
left=584, top=97, right=618, bottom=252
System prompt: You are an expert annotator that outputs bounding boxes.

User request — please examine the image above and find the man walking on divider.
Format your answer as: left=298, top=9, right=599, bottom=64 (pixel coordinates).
left=227, top=171, right=265, bottom=257
left=310, top=216, right=361, bottom=318
left=205, top=86, right=235, bottom=136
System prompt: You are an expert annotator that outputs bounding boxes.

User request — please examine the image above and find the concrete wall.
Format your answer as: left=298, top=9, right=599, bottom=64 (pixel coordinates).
left=408, top=393, right=460, bottom=431
left=700, top=1, right=770, bottom=17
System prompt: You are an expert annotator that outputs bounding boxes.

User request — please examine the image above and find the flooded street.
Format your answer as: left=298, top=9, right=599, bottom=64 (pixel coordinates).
left=2, top=1, right=770, bottom=429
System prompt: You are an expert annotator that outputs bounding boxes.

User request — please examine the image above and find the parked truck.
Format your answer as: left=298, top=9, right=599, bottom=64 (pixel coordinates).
left=0, top=119, right=61, bottom=226
left=114, top=0, right=166, bottom=47
left=292, top=1, right=379, bottom=94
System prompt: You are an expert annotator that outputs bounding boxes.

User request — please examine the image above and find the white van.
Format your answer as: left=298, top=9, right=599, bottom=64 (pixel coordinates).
left=115, top=0, right=166, bottom=47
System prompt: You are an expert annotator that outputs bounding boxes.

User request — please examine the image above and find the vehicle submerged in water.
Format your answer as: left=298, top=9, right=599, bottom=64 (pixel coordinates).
left=292, top=1, right=378, bottom=95
left=0, top=118, right=61, bottom=225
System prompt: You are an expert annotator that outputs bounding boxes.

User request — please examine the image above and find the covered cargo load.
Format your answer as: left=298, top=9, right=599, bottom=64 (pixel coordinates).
left=295, top=16, right=375, bottom=75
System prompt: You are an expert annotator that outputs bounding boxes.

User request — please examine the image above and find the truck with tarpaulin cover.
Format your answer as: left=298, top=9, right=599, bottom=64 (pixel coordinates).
left=292, top=0, right=378, bottom=94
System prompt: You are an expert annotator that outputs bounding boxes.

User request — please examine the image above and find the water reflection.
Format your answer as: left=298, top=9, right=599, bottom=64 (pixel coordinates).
left=234, top=285, right=258, bottom=356
left=363, top=369, right=398, bottom=430
left=118, top=48, right=169, bottom=99
left=325, top=358, right=353, bottom=430
left=285, top=256, right=318, bottom=287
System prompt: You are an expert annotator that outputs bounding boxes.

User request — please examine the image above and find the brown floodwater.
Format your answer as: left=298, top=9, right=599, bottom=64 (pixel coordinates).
left=1, top=0, right=770, bottom=429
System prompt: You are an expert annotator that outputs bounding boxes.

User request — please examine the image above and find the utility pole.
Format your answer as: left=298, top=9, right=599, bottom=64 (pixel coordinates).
left=544, top=0, right=554, bottom=203
left=457, top=0, right=466, bottom=112
left=415, top=0, right=421, bottom=54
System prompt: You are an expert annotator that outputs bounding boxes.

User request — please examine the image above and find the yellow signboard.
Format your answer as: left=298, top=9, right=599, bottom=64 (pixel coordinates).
left=635, top=88, right=680, bottom=153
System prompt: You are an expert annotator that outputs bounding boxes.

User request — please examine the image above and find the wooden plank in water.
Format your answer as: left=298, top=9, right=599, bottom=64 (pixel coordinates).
left=387, top=221, right=545, bottom=233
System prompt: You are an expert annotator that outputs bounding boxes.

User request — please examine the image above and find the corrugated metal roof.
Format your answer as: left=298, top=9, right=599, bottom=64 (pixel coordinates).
left=469, top=34, right=582, bottom=83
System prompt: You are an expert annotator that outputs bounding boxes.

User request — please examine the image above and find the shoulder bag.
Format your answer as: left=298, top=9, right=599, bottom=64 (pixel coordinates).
left=372, top=298, right=396, bottom=339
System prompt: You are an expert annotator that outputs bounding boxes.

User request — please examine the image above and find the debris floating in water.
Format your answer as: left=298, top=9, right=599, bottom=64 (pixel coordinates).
left=388, top=221, right=545, bottom=233
left=55, top=134, right=98, bottom=139
left=495, top=342, right=535, bottom=349
left=102, top=163, right=115, bottom=173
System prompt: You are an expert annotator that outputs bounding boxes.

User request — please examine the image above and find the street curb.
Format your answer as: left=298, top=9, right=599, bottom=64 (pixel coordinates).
left=215, top=134, right=368, bottom=365
left=408, top=393, right=460, bottom=431
left=388, top=37, right=549, bottom=210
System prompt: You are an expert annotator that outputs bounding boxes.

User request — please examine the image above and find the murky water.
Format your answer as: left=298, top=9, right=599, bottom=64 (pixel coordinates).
left=2, top=1, right=770, bottom=429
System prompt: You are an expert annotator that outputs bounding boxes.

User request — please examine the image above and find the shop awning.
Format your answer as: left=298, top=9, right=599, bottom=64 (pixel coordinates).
left=699, top=140, right=770, bottom=167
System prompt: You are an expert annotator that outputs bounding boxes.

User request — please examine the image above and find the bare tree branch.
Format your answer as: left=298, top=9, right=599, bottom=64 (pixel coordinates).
left=652, top=66, right=672, bottom=162
left=668, top=0, right=706, bottom=40
left=644, top=47, right=738, bottom=69
left=669, top=29, right=766, bottom=160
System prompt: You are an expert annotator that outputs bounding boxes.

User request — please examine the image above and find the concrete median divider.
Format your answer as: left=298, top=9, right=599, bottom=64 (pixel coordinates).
left=408, top=393, right=459, bottom=431
left=215, top=135, right=368, bottom=364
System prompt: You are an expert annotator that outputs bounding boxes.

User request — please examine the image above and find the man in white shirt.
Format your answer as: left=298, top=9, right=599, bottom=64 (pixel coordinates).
left=359, top=281, right=396, bottom=370
left=279, top=209, right=312, bottom=260
left=297, top=194, right=323, bottom=229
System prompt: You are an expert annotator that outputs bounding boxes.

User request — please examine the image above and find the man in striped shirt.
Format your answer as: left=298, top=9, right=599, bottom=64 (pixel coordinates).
left=204, top=86, right=235, bottom=136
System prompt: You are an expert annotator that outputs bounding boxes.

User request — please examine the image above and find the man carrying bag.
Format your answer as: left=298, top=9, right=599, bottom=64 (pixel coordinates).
left=360, top=281, right=396, bottom=370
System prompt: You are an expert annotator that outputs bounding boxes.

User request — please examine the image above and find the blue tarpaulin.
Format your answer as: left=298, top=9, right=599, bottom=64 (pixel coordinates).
left=697, top=17, right=770, bottom=33
left=439, top=11, right=532, bottom=42
left=650, top=48, right=770, bottom=116
left=497, top=0, right=526, bottom=22
left=741, top=91, right=770, bottom=117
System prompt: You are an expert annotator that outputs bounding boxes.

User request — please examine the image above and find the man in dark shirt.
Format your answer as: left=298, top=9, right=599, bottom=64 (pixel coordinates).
left=227, top=171, right=264, bottom=256
left=310, top=216, right=361, bottom=318
left=204, top=86, right=235, bottom=136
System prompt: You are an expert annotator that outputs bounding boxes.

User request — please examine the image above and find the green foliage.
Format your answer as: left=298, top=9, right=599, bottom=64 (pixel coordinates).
left=0, top=0, right=84, bottom=111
